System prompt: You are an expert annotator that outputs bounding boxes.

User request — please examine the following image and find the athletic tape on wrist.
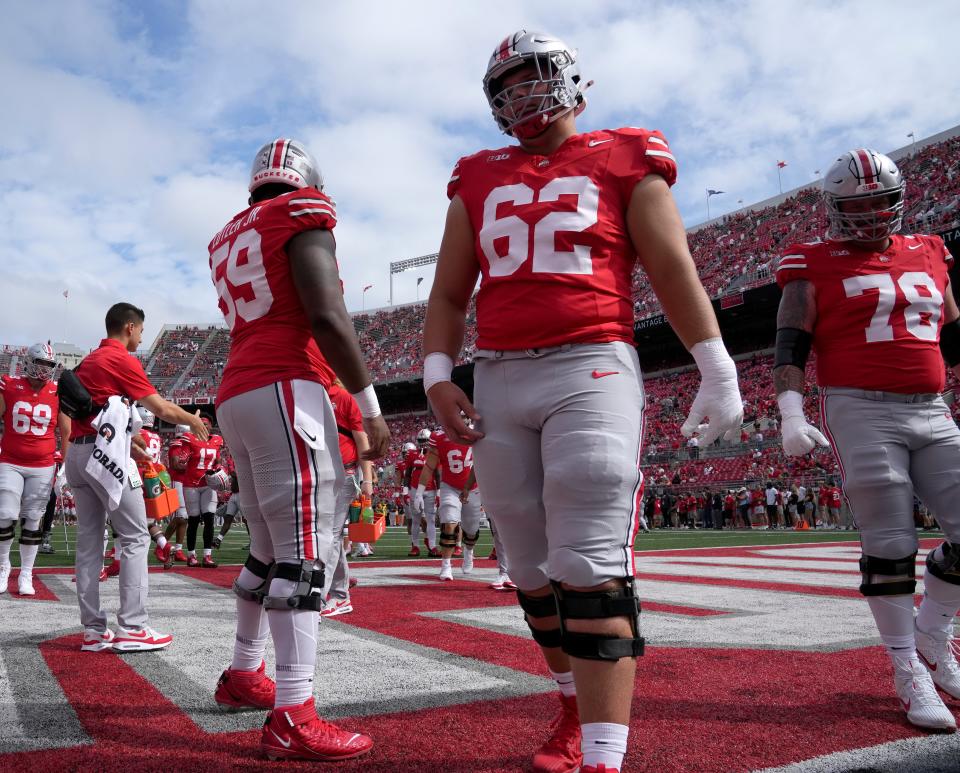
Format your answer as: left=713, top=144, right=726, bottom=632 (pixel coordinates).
left=423, top=352, right=454, bottom=394
left=351, top=384, right=381, bottom=418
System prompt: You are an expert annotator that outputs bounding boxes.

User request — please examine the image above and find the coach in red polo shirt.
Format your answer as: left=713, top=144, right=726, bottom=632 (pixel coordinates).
left=67, top=302, right=208, bottom=653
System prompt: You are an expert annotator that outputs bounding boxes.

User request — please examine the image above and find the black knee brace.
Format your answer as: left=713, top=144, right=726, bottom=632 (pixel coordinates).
left=551, top=579, right=645, bottom=661
left=262, top=560, right=326, bottom=611
left=926, top=542, right=960, bottom=586
left=439, top=525, right=458, bottom=549
left=232, top=554, right=273, bottom=604
left=0, top=524, right=14, bottom=542
left=201, top=512, right=215, bottom=548
left=859, top=553, right=917, bottom=596
left=463, top=529, right=481, bottom=548
left=517, top=590, right=562, bottom=648
left=18, top=527, right=43, bottom=546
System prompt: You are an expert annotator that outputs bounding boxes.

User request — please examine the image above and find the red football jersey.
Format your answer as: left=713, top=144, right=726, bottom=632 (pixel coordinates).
left=447, top=127, right=678, bottom=350
left=209, top=187, right=338, bottom=406
left=428, top=430, right=477, bottom=490
left=407, top=448, right=437, bottom=491
left=179, top=434, right=225, bottom=488
left=139, top=428, right=163, bottom=466
left=327, top=383, right=362, bottom=467
left=0, top=376, right=59, bottom=467
left=777, top=234, right=952, bottom=393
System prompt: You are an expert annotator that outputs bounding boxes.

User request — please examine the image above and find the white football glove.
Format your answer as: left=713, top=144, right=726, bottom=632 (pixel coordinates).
left=412, top=485, right=425, bottom=514
left=777, top=390, right=829, bottom=456
left=54, top=465, right=67, bottom=497
left=681, top=338, right=744, bottom=446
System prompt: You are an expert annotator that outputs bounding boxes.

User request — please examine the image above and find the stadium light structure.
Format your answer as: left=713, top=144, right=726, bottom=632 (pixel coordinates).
left=389, top=252, right=438, bottom=305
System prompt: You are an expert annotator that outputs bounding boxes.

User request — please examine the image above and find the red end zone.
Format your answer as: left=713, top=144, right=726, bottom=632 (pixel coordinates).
left=0, top=540, right=955, bottom=771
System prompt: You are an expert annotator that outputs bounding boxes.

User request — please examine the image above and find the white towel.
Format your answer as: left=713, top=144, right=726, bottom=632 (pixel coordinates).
left=85, top=396, right=143, bottom=511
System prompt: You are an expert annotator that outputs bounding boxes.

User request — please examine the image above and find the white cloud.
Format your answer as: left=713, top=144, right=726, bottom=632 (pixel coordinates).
left=1, top=0, right=959, bottom=352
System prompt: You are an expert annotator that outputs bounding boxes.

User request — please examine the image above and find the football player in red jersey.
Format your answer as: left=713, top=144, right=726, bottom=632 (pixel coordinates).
left=207, top=138, right=388, bottom=761
left=774, top=148, right=960, bottom=731
left=163, top=425, right=191, bottom=564
left=423, top=31, right=743, bottom=773
left=405, top=429, right=439, bottom=556
left=414, top=428, right=484, bottom=580
left=176, top=415, right=224, bottom=568
left=0, top=343, right=70, bottom=595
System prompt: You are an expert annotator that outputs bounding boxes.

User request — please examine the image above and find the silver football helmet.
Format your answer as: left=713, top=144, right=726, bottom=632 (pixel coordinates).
left=249, top=138, right=323, bottom=193
left=138, top=406, right=155, bottom=428
left=24, top=343, right=57, bottom=382
left=175, top=424, right=190, bottom=437
left=402, top=441, right=416, bottom=455
left=482, top=30, right=587, bottom=139
left=823, top=149, right=904, bottom=241
left=416, top=428, right=431, bottom=448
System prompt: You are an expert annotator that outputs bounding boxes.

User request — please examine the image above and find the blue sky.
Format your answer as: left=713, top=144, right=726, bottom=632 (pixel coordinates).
left=2, top=0, right=959, bottom=351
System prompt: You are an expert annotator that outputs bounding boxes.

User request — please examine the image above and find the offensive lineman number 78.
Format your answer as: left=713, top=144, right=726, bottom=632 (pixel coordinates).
left=843, top=271, right=943, bottom=343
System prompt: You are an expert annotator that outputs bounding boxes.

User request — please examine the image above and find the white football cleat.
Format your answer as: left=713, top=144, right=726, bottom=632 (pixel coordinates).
left=80, top=627, right=116, bottom=652
left=112, top=625, right=173, bottom=652
left=17, top=570, right=35, bottom=596
left=915, top=625, right=960, bottom=700
left=0, top=563, right=10, bottom=594
left=461, top=548, right=474, bottom=575
left=439, top=563, right=453, bottom=582
left=894, top=657, right=957, bottom=731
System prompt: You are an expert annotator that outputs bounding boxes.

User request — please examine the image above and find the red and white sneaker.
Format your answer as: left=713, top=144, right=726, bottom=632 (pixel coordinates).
left=214, top=660, right=275, bottom=711
left=532, top=693, right=582, bottom=773
left=439, top=563, right=453, bottom=582
left=154, top=542, right=172, bottom=564
left=174, top=549, right=188, bottom=563
left=408, top=545, right=421, bottom=557
left=261, top=697, right=373, bottom=761
left=320, top=599, right=354, bottom=618
left=490, top=573, right=517, bottom=591
left=186, top=555, right=200, bottom=567
left=113, top=625, right=173, bottom=652
left=99, top=559, right=121, bottom=581
left=202, top=555, right=217, bottom=568
left=80, top=627, right=116, bottom=652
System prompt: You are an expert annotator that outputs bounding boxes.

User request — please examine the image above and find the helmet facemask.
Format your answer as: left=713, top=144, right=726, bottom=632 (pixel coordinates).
left=826, top=186, right=904, bottom=242
left=25, top=344, right=57, bottom=382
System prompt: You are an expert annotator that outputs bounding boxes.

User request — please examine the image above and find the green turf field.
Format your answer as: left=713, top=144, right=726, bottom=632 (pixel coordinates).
left=4, top=523, right=884, bottom=569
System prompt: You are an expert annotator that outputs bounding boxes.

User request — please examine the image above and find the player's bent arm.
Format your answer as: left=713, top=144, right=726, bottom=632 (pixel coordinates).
left=57, top=411, right=71, bottom=465
left=772, top=280, right=817, bottom=396
left=139, top=393, right=208, bottom=439
left=288, top=230, right=374, bottom=395
left=939, top=279, right=960, bottom=379
left=626, top=176, right=721, bottom=348
left=423, top=197, right=480, bottom=361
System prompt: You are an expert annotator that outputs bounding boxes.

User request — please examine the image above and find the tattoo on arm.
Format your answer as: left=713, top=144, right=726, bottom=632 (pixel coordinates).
left=773, top=280, right=816, bottom=396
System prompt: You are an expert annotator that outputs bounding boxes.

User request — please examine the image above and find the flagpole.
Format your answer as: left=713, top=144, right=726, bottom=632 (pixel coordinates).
left=706, top=190, right=711, bottom=221
left=777, top=164, right=783, bottom=195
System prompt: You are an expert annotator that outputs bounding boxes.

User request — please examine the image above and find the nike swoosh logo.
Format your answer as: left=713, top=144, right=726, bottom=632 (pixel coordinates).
left=302, top=430, right=317, bottom=442
left=588, top=139, right=613, bottom=147
left=270, top=728, right=293, bottom=748
left=901, top=698, right=911, bottom=712
left=591, top=370, right=619, bottom=379
left=919, top=652, right=938, bottom=672
left=908, top=244, right=922, bottom=250
left=125, top=630, right=150, bottom=639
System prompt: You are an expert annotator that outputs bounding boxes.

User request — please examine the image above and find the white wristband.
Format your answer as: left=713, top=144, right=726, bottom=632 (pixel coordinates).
left=776, top=390, right=805, bottom=419
left=690, top=337, right=736, bottom=380
left=351, top=384, right=381, bottom=418
left=423, top=352, right=454, bottom=394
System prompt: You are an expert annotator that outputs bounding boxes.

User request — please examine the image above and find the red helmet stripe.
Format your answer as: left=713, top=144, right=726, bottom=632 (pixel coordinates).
left=856, top=149, right=876, bottom=185
left=271, top=139, right=286, bottom=169
left=496, top=36, right=512, bottom=62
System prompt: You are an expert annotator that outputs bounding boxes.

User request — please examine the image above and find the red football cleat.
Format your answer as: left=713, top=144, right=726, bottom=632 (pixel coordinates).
left=261, top=697, right=373, bottom=761
left=202, top=555, right=217, bottom=568
left=453, top=546, right=463, bottom=558
left=348, top=577, right=359, bottom=589
left=408, top=545, right=421, bottom=557
left=532, top=693, right=582, bottom=773
left=174, top=549, right=188, bottom=562
left=214, top=660, right=275, bottom=711
left=186, top=555, right=200, bottom=567
left=488, top=547, right=498, bottom=561
left=154, top=542, right=172, bottom=564
left=428, top=547, right=441, bottom=558
left=99, top=559, right=121, bottom=581
left=104, top=547, right=116, bottom=560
